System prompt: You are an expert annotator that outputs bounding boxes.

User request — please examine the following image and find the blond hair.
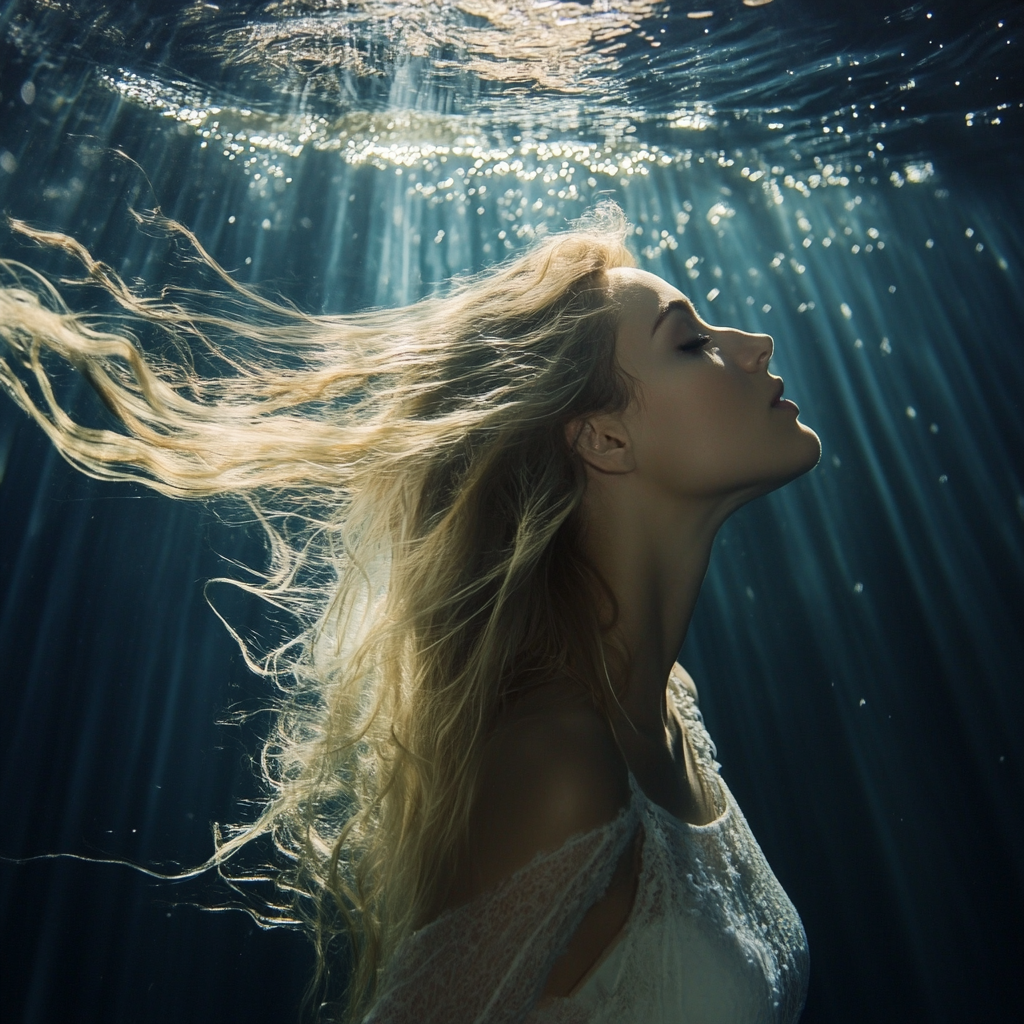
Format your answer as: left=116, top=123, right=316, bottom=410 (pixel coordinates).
left=0, top=205, right=636, bottom=1019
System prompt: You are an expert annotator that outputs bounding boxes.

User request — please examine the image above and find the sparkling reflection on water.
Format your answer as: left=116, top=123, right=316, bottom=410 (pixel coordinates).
left=0, top=2, right=1021, bottom=1023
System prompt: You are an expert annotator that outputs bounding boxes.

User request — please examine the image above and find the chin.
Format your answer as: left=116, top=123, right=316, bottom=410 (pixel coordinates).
left=796, top=421, right=822, bottom=471
left=755, top=425, right=822, bottom=498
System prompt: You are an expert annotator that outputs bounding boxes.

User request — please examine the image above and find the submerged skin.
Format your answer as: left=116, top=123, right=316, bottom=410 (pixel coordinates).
left=448, top=269, right=822, bottom=999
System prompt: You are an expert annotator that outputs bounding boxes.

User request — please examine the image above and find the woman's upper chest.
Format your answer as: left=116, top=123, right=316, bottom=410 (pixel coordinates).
left=495, top=677, right=719, bottom=829
left=613, top=702, right=720, bottom=827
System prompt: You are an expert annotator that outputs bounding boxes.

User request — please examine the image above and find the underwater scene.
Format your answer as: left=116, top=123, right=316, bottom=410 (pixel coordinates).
left=0, top=1, right=1021, bottom=1021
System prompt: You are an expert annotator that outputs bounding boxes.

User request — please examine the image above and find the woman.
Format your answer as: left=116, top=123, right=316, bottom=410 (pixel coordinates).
left=0, top=204, right=817, bottom=1022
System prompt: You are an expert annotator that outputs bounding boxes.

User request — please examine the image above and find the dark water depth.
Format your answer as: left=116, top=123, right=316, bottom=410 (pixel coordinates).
left=0, top=2, right=1022, bottom=1022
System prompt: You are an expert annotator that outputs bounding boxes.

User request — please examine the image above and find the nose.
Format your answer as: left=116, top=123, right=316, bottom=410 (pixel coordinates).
left=724, top=328, right=774, bottom=372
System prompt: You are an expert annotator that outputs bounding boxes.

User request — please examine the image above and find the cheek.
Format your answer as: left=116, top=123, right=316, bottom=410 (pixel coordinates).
left=633, top=380, right=756, bottom=494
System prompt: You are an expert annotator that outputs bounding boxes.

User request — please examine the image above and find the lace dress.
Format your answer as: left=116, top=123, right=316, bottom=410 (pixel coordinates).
left=365, top=666, right=809, bottom=1023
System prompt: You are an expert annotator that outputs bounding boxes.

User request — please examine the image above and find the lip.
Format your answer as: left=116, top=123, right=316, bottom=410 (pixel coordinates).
left=770, top=379, right=800, bottom=414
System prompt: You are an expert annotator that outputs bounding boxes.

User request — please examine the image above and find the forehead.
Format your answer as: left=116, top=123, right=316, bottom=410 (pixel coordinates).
left=608, top=266, right=687, bottom=313
left=606, top=267, right=692, bottom=343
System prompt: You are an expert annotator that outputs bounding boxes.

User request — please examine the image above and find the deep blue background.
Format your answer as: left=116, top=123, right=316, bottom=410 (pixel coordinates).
left=1, top=1, right=1022, bottom=1021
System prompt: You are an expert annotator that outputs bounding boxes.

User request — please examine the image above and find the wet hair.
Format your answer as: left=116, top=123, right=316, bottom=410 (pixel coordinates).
left=0, top=203, right=636, bottom=1019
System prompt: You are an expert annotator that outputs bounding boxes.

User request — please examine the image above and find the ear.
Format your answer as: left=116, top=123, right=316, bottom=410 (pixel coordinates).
left=565, top=414, right=636, bottom=474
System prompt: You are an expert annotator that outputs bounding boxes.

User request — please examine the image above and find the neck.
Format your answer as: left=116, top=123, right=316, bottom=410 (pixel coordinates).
left=579, top=476, right=735, bottom=737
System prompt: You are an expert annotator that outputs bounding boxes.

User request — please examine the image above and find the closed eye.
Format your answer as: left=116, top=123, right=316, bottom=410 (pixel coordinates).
left=678, top=334, right=712, bottom=353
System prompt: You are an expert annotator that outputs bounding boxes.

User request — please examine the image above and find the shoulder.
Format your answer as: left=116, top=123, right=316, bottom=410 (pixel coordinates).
left=449, top=701, right=630, bottom=905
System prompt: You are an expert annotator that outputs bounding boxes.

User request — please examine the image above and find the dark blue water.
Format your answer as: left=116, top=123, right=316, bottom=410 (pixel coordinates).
left=1, top=2, right=1021, bottom=1021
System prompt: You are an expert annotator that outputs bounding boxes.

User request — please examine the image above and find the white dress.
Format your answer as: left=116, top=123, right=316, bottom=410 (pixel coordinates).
left=366, top=666, right=809, bottom=1024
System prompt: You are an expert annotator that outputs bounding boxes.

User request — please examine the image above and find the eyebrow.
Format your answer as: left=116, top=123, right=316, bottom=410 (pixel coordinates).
left=650, top=297, right=699, bottom=337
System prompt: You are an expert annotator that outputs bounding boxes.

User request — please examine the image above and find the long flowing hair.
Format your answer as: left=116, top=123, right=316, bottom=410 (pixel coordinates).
left=0, top=204, right=636, bottom=1019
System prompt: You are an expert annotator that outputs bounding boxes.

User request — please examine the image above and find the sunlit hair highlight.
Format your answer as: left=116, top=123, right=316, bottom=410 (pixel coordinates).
left=0, top=204, right=636, bottom=1019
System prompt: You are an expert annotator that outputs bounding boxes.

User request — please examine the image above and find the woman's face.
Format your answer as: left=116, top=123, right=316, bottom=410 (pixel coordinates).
left=606, top=268, right=821, bottom=504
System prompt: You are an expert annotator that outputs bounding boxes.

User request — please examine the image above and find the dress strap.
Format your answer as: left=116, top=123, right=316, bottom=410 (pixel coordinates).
left=667, top=663, right=723, bottom=781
